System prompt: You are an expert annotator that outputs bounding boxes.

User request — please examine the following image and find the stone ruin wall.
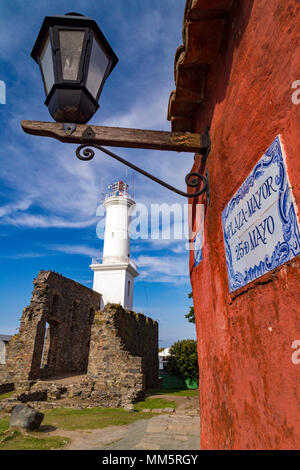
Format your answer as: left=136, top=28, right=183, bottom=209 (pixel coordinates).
left=5, top=270, right=100, bottom=383
left=87, top=304, right=159, bottom=405
left=0, top=270, right=159, bottom=407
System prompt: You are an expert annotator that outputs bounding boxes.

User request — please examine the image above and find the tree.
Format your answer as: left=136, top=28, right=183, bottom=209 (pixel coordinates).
left=185, top=292, right=195, bottom=323
left=166, top=339, right=199, bottom=383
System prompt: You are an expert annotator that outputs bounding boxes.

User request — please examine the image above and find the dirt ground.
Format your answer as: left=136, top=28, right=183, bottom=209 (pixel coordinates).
left=48, top=424, right=130, bottom=450
left=0, top=392, right=200, bottom=450
left=44, top=393, right=200, bottom=450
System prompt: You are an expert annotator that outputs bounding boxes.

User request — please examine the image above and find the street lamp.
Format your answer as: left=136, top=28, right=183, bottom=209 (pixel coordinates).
left=31, top=12, right=118, bottom=123
left=24, top=12, right=210, bottom=198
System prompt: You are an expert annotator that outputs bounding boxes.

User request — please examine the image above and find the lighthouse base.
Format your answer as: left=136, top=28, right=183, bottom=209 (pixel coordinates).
left=90, top=261, right=138, bottom=310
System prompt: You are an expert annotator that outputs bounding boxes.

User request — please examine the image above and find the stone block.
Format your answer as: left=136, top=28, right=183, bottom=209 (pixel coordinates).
left=134, top=442, right=160, bottom=450
left=10, top=405, right=44, bottom=430
left=175, top=435, right=189, bottom=441
left=146, top=422, right=168, bottom=433
left=124, top=403, right=134, bottom=412
left=17, top=390, right=47, bottom=403
left=163, top=408, right=176, bottom=413
left=167, top=424, right=188, bottom=435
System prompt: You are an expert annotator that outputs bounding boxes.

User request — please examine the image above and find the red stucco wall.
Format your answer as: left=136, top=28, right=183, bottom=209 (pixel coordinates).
left=190, top=0, right=300, bottom=449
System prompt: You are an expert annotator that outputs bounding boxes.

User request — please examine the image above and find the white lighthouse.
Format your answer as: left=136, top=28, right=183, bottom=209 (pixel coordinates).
left=90, top=181, right=138, bottom=310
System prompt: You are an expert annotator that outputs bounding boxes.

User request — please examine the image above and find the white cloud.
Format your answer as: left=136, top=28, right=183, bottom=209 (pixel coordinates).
left=100, top=84, right=171, bottom=131
left=45, top=244, right=100, bottom=258
left=0, top=1, right=195, bottom=346
left=0, top=199, right=32, bottom=217
left=72, top=278, right=93, bottom=286
left=1, top=213, right=98, bottom=229
left=0, top=0, right=190, bottom=233
left=0, top=251, right=48, bottom=259
left=135, top=253, right=189, bottom=285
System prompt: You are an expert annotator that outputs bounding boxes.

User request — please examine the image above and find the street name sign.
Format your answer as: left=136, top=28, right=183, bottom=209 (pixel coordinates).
left=222, top=135, right=300, bottom=292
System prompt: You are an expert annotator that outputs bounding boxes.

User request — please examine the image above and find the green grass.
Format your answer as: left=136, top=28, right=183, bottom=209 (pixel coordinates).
left=0, top=405, right=154, bottom=450
left=0, top=430, right=69, bottom=450
left=0, top=392, right=14, bottom=400
left=146, top=388, right=199, bottom=397
left=134, top=397, right=177, bottom=411
left=0, top=417, right=9, bottom=433
left=43, top=407, right=152, bottom=431
left=0, top=395, right=185, bottom=449
left=0, top=417, right=68, bottom=450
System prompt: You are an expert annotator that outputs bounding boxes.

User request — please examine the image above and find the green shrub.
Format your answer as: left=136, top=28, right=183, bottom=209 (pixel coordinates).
left=166, top=340, right=199, bottom=383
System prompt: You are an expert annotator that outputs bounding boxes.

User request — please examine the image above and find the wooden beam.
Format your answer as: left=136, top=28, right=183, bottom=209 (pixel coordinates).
left=21, top=120, right=208, bottom=154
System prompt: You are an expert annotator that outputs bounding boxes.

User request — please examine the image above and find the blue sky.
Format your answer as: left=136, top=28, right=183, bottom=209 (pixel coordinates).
left=0, top=0, right=196, bottom=347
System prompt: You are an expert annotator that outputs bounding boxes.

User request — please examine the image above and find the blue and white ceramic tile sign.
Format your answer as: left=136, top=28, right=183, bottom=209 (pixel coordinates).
left=193, top=230, right=203, bottom=267
left=222, top=135, right=300, bottom=293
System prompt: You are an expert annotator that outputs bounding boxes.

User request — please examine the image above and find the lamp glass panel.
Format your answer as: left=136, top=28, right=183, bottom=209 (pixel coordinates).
left=86, top=36, right=110, bottom=99
left=40, top=34, right=55, bottom=95
left=59, top=30, right=85, bottom=80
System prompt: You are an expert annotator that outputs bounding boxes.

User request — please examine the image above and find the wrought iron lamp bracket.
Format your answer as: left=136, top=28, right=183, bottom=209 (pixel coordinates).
left=74, top=126, right=210, bottom=199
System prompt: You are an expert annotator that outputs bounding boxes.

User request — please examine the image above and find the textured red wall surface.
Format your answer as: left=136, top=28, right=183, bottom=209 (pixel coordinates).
left=190, top=0, right=300, bottom=449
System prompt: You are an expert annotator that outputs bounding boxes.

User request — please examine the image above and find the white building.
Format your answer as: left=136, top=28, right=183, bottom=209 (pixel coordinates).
left=0, top=335, right=13, bottom=365
left=159, top=347, right=171, bottom=371
left=90, top=181, right=138, bottom=310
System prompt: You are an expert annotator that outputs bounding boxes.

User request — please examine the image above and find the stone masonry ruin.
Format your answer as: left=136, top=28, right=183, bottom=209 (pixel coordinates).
left=0, top=270, right=159, bottom=408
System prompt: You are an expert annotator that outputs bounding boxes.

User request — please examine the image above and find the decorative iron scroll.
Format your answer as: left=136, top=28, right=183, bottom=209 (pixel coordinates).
left=75, top=143, right=208, bottom=198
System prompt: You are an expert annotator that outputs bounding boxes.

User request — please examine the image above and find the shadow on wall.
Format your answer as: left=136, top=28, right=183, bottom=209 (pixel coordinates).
left=196, top=0, right=255, bottom=132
